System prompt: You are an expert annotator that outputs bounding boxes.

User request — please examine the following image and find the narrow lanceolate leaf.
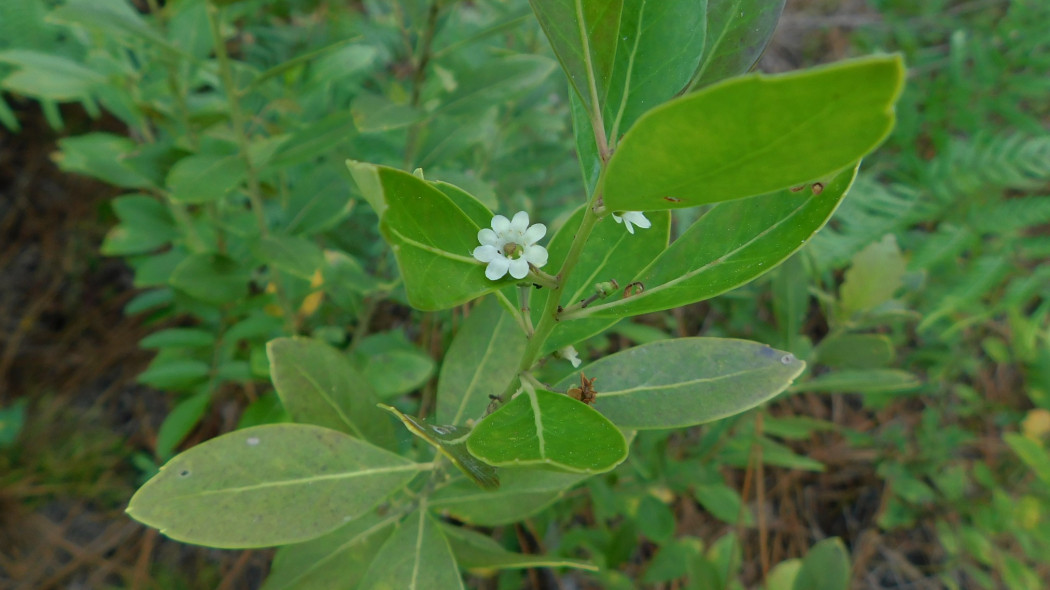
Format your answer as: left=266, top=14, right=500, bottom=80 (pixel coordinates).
left=603, top=55, right=905, bottom=212
left=267, top=337, right=395, bottom=449
left=692, top=0, right=786, bottom=88
left=436, top=297, right=526, bottom=426
left=358, top=509, right=465, bottom=590
left=530, top=0, right=707, bottom=140
left=441, top=523, right=598, bottom=572
left=467, top=389, right=627, bottom=473
left=263, top=512, right=399, bottom=590
left=554, top=339, right=805, bottom=429
left=571, top=166, right=856, bottom=320
left=348, top=161, right=495, bottom=311
left=430, top=468, right=588, bottom=526
left=532, top=206, right=670, bottom=354
left=380, top=405, right=498, bottom=490
left=126, top=424, right=423, bottom=548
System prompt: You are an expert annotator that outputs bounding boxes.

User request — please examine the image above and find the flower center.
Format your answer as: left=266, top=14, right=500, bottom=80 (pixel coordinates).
left=502, top=242, right=521, bottom=258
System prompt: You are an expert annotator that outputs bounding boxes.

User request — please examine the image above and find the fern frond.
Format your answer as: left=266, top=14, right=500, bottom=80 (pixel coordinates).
left=971, top=195, right=1050, bottom=234
left=924, top=133, right=1050, bottom=202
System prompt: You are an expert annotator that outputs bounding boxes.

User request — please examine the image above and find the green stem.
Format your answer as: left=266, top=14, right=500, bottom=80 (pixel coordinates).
left=517, top=284, right=534, bottom=337
left=402, top=0, right=443, bottom=169
left=207, top=4, right=299, bottom=332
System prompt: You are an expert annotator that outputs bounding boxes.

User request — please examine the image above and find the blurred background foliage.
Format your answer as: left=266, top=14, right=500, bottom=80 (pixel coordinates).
left=0, top=0, right=1048, bottom=588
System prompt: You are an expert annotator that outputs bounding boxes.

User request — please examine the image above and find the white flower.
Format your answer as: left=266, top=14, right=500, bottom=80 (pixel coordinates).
left=472, top=211, right=548, bottom=281
left=611, top=211, right=651, bottom=234
left=559, top=345, right=582, bottom=368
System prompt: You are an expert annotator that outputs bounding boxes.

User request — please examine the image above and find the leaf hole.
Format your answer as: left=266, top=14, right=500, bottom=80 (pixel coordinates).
left=179, top=469, right=191, bottom=477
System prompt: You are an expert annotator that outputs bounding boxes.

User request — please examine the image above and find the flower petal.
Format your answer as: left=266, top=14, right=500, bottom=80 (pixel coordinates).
left=485, top=256, right=510, bottom=281
left=473, top=244, right=499, bottom=263
left=524, top=244, right=548, bottom=268
left=478, top=228, right=499, bottom=246
left=625, top=211, right=651, bottom=230
left=510, top=211, right=530, bottom=234
left=612, top=212, right=624, bottom=224
left=491, top=215, right=510, bottom=234
left=508, top=257, right=530, bottom=279
left=623, top=219, right=636, bottom=234
left=523, top=223, right=546, bottom=245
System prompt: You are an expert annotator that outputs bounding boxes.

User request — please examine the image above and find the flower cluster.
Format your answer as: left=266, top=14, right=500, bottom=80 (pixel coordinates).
left=473, top=211, right=548, bottom=281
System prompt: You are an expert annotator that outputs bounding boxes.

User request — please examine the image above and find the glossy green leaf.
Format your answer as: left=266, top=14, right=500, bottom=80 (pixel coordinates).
left=267, top=337, right=395, bottom=449
left=467, top=388, right=628, bottom=473
left=555, top=338, right=805, bottom=429
left=792, top=538, right=850, bottom=590
left=357, top=509, right=464, bottom=590
left=693, top=0, right=786, bottom=88
left=441, top=523, right=597, bottom=572
left=429, top=468, right=588, bottom=526
left=101, top=195, right=177, bottom=256
left=529, top=1, right=706, bottom=138
left=380, top=405, right=498, bottom=491
left=795, top=369, right=921, bottom=394
left=534, top=206, right=671, bottom=354
left=571, top=167, right=855, bottom=320
left=256, top=235, right=325, bottom=280
left=169, top=253, right=250, bottom=305
left=437, top=296, right=526, bottom=425
left=603, top=55, right=904, bottom=211
left=348, top=161, right=494, bottom=311
left=155, top=391, right=211, bottom=460
left=167, top=153, right=247, bottom=204
left=814, top=334, right=895, bottom=369
left=263, top=512, right=398, bottom=590
left=127, top=424, right=423, bottom=548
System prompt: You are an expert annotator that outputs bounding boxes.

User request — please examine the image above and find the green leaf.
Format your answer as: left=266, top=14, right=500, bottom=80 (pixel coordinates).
left=429, top=468, right=588, bottom=526
left=268, top=112, right=357, bottom=171
left=693, top=0, right=786, bottom=88
left=127, top=424, right=423, bottom=548
left=155, top=391, right=211, bottom=460
left=283, top=170, right=356, bottom=236
left=529, top=1, right=707, bottom=139
left=467, top=388, right=628, bottom=473
left=814, top=334, right=895, bottom=369
left=437, top=297, right=526, bottom=425
left=54, top=133, right=156, bottom=188
left=352, top=332, right=435, bottom=399
left=101, top=195, right=177, bottom=255
left=263, top=512, right=398, bottom=590
left=380, top=405, right=498, bottom=491
left=351, top=92, right=425, bottom=133
left=839, top=234, right=906, bottom=318
left=570, top=166, right=856, bottom=319
left=441, top=523, right=597, bottom=572
left=694, top=483, right=754, bottom=526
left=169, top=253, right=250, bottom=305
left=764, top=559, right=801, bottom=590
left=139, top=328, right=214, bottom=350
left=47, top=0, right=182, bottom=56
left=437, top=54, right=556, bottom=117
left=1004, top=433, right=1050, bottom=487
left=357, top=509, right=465, bottom=590
left=267, top=337, right=395, bottom=449
left=535, top=206, right=671, bottom=353
left=794, top=369, right=921, bottom=394
left=166, top=153, right=247, bottom=204
left=137, top=358, right=210, bottom=390
left=348, top=161, right=495, bottom=310
left=0, top=399, right=28, bottom=449
left=0, top=49, right=104, bottom=101
left=256, top=235, right=325, bottom=280
left=636, top=494, right=675, bottom=543
left=556, top=338, right=804, bottom=429
left=603, top=55, right=904, bottom=211
left=792, top=538, right=850, bottom=590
